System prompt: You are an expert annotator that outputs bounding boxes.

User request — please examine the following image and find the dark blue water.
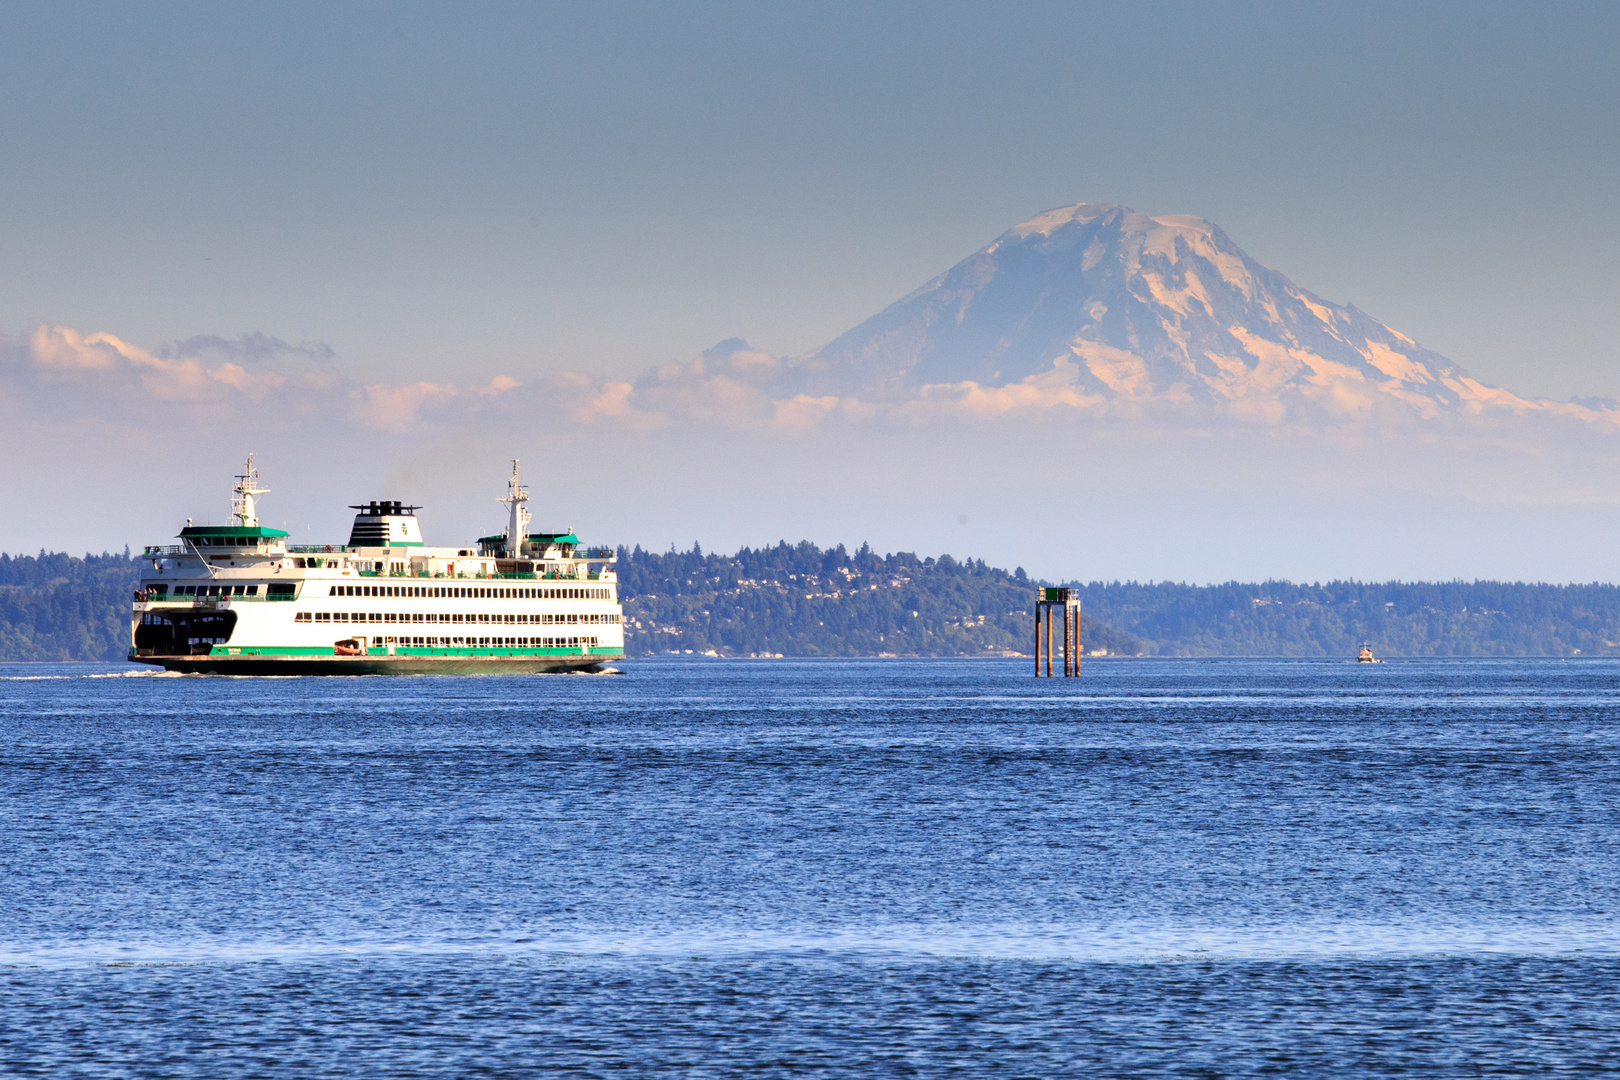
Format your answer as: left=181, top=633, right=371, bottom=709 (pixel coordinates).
left=4, top=658, right=1620, bottom=1076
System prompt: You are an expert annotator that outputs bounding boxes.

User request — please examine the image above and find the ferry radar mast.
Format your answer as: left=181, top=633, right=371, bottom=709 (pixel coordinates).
left=231, top=454, right=270, bottom=528
left=497, top=459, right=530, bottom=558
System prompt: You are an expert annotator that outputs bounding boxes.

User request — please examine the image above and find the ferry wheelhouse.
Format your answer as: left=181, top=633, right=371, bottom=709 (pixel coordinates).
left=131, top=458, right=624, bottom=675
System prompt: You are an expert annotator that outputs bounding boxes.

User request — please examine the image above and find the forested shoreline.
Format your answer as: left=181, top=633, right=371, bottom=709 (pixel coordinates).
left=615, top=542, right=1140, bottom=657
left=0, top=551, right=137, bottom=661
left=5, top=545, right=1620, bottom=661
left=1074, top=578, right=1620, bottom=658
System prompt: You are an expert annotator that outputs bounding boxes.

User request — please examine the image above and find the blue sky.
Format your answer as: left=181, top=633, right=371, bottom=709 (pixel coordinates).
left=3, top=1, right=1619, bottom=579
left=5, top=1, right=1617, bottom=393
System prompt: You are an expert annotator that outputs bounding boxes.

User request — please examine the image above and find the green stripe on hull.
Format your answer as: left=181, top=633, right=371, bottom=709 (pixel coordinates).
left=183, top=645, right=623, bottom=658
left=130, top=653, right=623, bottom=676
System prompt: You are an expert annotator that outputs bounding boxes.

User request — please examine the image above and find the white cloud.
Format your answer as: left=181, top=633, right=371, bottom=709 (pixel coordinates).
left=8, top=321, right=1620, bottom=582
left=3, top=323, right=521, bottom=430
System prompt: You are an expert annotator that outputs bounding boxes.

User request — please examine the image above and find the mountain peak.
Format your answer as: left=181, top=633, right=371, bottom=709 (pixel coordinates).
left=1006, top=202, right=1137, bottom=236
left=1004, top=202, right=1216, bottom=243
left=793, top=202, right=1574, bottom=423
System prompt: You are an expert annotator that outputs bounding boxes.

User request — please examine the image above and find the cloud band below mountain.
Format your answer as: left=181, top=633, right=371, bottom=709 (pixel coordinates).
left=6, top=204, right=1620, bottom=579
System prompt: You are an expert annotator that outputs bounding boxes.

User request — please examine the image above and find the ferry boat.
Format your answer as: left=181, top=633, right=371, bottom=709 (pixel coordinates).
left=130, top=457, right=624, bottom=675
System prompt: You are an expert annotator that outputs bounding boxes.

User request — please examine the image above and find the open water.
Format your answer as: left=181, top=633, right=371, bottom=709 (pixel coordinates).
left=3, top=657, right=1620, bottom=1076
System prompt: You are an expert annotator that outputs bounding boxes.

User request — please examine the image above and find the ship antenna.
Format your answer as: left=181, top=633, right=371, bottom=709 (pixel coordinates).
left=231, top=453, right=270, bottom=528
left=496, top=458, right=530, bottom=559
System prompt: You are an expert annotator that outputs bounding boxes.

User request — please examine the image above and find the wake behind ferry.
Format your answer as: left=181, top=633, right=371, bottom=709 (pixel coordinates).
left=131, top=457, right=624, bottom=675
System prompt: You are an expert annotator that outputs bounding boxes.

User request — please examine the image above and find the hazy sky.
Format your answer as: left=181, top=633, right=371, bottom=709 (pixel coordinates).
left=3, top=0, right=1617, bottom=397
left=5, top=1, right=1620, bottom=581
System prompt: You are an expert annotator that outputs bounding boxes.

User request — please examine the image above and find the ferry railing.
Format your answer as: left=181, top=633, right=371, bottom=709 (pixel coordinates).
left=142, top=544, right=615, bottom=562
left=143, top=544, right=282, bottom=557
left=348, top=570, right=612, bottom=581
left=136, top=593, right=299, bottom=604
left=135, top=568, right=614, bottom=589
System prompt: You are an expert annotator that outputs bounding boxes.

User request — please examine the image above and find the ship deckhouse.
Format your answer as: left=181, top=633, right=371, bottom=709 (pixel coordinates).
left=131, top=457, right=624, bottom=675
left=347, top=501, right=425, bottom=547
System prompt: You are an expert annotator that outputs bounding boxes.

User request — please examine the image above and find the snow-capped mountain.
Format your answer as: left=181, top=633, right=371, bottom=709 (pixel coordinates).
left=783, top=203, right=1596, bottom=422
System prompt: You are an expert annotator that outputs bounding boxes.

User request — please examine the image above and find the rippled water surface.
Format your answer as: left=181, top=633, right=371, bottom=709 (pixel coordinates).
left=4, top=657, right=1620, bottom=1076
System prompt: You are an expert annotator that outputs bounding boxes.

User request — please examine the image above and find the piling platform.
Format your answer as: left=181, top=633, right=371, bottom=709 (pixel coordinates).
left=1034, top=587, right=1081, bottom=677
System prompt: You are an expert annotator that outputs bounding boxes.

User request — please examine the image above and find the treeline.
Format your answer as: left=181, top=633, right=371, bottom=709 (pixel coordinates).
left=0, top=544, right=1141, bottom=662
left=6, top=545, right=1620, bottom=660
left=1068, top=579, right=1620, bottom=657
left=617, top=541, right=1139, bottom=657
left=618, top=545, right=1620, bottom=657
left=0, top=551, right=137, bottom=661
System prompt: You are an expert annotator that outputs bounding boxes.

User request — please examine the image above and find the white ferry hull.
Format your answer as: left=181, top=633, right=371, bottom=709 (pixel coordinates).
left=133, top=652, right=614, bottom=676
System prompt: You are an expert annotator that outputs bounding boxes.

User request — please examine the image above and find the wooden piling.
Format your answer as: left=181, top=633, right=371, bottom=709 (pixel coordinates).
left=1044, top=604, right=1053, bottom=677
left=1033, top=607, right=1041, bottom=677
left=1058, top=602, right=1065, bottom=677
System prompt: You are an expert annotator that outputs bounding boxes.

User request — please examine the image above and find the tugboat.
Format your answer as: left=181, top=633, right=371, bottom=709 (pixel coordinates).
left=1357, top=644, right=1383, bottom=663
left=130, top=456, right=625, bottom=675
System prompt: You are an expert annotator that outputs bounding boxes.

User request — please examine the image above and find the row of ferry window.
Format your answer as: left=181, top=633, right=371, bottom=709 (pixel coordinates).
left=158, top=584, right=295, bottom=597
left=362, top=636, right=600, bottom=648
left=295, top=612, right=621, bottom=625
left=328, top=584, right=611, bottom=600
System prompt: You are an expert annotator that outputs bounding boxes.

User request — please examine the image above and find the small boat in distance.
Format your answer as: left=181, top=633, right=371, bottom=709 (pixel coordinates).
left=1357, top=644, right=1384, bottom=663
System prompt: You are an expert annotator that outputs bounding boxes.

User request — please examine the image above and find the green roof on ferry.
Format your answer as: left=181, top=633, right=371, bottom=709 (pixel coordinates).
left=178, top=525, right=290, bottom=538
left=478, top=532, right=580, bottom=545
